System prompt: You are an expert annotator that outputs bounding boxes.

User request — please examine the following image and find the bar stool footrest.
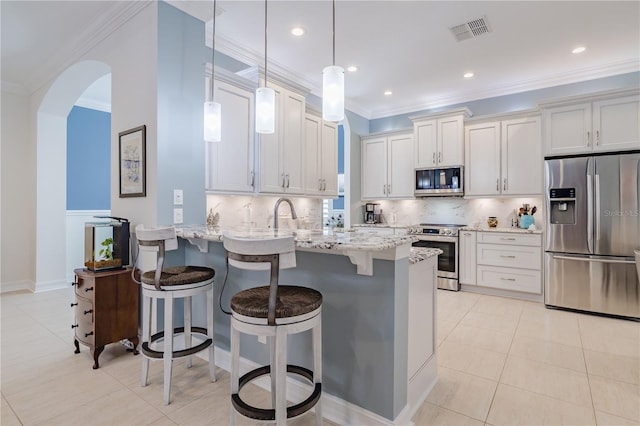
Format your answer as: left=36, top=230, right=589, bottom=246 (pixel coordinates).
left=232, top=364, right=322, bottom=421
left=141, top=326, right=212, bottom=359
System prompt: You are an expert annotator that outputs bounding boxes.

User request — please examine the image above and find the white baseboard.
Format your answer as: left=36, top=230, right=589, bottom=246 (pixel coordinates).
left=460, top=284, right=543, bottom=302
left=0, top=280, right=35, bottom=294
left=199, top=345, right=418, bottom=426
left=35, top=279, right=69, bottom=293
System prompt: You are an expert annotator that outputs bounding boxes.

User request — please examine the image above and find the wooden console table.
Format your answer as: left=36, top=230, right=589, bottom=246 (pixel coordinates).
left=72, top=268, right=139, bottom=369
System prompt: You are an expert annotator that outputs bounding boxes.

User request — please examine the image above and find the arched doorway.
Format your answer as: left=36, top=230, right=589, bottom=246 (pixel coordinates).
left=36, top=60, right=111, bottom=291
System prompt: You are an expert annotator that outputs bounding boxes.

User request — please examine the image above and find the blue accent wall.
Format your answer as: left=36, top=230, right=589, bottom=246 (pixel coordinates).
left=66, top=106, right=111, bottom=210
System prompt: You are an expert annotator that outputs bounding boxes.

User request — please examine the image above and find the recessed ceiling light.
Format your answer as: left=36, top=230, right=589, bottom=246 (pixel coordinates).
left=291, top=27, right=305, bottom=36
left=572, top=46, right=586, bottom=54
left=347, top=65, right=358, bottom=72
left=384, top=90, right=393, bottom=96
left=463, top=72, right=474, bottom=79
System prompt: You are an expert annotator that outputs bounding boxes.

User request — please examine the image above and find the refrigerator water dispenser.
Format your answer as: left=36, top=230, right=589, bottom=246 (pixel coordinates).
left=549, top=188, right=576, bottom=225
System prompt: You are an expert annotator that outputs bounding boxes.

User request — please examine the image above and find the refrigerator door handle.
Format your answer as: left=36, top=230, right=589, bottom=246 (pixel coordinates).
left=587, top=158, right=594, bottom=253
left=595, top=173, right=601, bottom=242
left=552, top=254, right=636, bottom=264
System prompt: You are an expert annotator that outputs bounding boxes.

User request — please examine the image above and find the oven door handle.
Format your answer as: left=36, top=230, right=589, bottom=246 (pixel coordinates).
left=414, top=236, right=458, bottom=243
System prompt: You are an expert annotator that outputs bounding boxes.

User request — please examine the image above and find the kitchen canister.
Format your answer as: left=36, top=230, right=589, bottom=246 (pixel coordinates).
left=519, top=214, right=535, bottom=229
left=487, top=216, right=498, bottom=228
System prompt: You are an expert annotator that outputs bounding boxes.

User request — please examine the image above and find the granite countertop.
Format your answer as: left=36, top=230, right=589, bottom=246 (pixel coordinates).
left=409, top=247, right=443, bottom=264
left=352, top=223, right=410, bottom=229
left=460, top=225, right=543, bottom=234
left=175, top=225, right=419, bottom=252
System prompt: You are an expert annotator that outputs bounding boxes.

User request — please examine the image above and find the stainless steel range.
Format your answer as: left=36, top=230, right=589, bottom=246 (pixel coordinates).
left=408, top=223, right=466, bottom=291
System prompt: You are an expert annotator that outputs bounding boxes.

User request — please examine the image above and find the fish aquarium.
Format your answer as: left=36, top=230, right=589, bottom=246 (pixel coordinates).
left=84, top=217, right=130, bottom=271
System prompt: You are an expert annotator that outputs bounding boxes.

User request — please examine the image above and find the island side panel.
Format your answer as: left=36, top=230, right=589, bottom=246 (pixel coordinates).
left=184, top=241, right=409, bottom=421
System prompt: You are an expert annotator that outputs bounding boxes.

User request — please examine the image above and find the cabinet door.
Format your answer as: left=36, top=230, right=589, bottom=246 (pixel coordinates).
left=438, top=115, right=464, bottom=166
left=543, top=103, right=591, bottom=156
left=387, top=133, right=414, bottom=198
left=362, top=137, right=388, bottom=199
left=206, top=81, right=255, bottom=193
left=304, top=114, right=322, bottom=195
left=459, top=231, right=477, bottom=285
left=593, top=96, right=640, bottom=152
left=501, top=117, right=542, bottom=196
left=258, top=86, right=285, bottom=193
left=281, top=90, right=305, bottom=194
left=465, top=122, right=501, bottom=196
left=321, top=120, right=338, bottom=197
left=414, top=119, right=437, bottom=168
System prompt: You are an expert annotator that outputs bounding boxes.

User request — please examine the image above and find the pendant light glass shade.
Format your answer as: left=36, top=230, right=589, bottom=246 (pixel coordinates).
left=255, top=87, right=275, bottom=134
left=322, top=65, right=344, bottom=122
left=204, top=100, right=221, bottom=142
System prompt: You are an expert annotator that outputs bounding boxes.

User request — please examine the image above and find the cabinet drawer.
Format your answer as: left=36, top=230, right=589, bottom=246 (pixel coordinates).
left=74, top=297, right=94, bottom=345
left=477, top=232, right=541, bottom=246
left=75, top=275, right=96, bottom=298
left=477, top=243, right=541, bottom=270
left=477, top=265, right=541, bottom=294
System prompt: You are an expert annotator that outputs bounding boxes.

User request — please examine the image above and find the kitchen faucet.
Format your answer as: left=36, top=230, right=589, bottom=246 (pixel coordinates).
left=273, top=198, right=297, bottom=230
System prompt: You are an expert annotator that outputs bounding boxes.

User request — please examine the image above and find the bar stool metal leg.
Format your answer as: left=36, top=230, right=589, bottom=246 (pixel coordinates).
left=230, top=319, right=240, bottom=426
left=207, top=286, right=216, bottom=382
left=184, top=296, right=192, bottom=368
left=275, top=327, right=287, bottom=425
left=163, top=293, right=174, bottom=406
left=141, top=293, right=152, bottom=387
left=313, top=314, right=323, bottom=426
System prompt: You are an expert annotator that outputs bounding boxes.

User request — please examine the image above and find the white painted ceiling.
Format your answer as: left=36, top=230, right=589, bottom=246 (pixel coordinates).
left=2, top=1, right=639, bottom=119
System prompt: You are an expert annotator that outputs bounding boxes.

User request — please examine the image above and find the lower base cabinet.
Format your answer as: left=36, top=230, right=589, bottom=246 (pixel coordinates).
left=72, top=268, right=139, bottom=369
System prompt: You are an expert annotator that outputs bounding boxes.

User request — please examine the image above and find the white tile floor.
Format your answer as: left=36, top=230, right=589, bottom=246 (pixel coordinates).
left=1, top=287, right=639, bottom=425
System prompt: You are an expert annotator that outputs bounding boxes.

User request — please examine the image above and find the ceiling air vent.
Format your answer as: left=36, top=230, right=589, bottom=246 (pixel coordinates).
left=450, top=16, right=491, bottom=42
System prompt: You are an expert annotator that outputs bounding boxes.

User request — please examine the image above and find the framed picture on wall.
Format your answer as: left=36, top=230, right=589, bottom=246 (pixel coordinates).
left=118, top=125, right=146, bottom=198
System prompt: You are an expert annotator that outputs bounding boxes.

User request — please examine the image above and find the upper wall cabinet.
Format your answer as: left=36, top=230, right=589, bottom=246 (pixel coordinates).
left=465, top=115, right=542, bottom=197
left=305, top=112, right=338, bottom=197
left=411, top=108, right=471, bottom=168
left=258, top=82, right=306, bottom=195
left=542, top=92, right=640, bottom=156
left=206, top=78, right=256, bottom=194
left=362, top=131, right=414, bottom=200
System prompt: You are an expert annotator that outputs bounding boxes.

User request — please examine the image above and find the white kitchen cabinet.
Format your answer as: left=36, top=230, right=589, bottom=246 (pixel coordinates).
left=475, top=232, right=542, bottom=294
left=362, top=131, right=414, bottom=199
left=258, top=83, right=306, bottom=194
left=412, top=109, right=470, bottom=168
left=206, top=79, right=256, bottom=193
left=465, top=116, right=542, bottom=197
left=459, top=230, right=476, bottom=285
left=543, top=93, right=640, bottom=156
left=304, top=113, right=338, bottom=197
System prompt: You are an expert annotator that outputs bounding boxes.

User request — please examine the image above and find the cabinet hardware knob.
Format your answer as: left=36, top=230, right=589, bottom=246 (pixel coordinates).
left=84, top=309, right=93, bottom=315
left=496, top=178, right=499, bottom=191
left=71, top=282, right=77, bottom=287
left=587, top=131, right=591, bottom=146
left=388, top=184, right=391, bottom=194
left=439, top=151, right=442, bottom=162
left=500, top=237, right=516, bottom=241
left=85, top=332, right=94, bottom=337
left=500, top=277, right=516, bottom=282
left=85, top=287, right=94, bottom=292
left=250, top=171, right=255, bottom=187
left=596, top=130, right=600, bottom=145
left=500, top=255, right=517, bottom=258
left=71, top=324, right=78, bottom=329
left=286, top=174, right=290, bottom=188
left=503, top=178, right=507, bottom=191
left=433, top=152, right=436, bottom=164
left=70, top=302, right=78, bottom=307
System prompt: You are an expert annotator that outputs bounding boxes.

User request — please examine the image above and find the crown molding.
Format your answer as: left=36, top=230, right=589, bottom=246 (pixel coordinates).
left=25, top=1, right=151, bottom=95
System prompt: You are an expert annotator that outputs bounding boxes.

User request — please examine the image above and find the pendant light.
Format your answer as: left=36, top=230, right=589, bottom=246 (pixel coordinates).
left=204, top=0, right=222, bottom=142
left=322, top=0, right=344, bottom=122
left=255, top=0, right=275, bottom=134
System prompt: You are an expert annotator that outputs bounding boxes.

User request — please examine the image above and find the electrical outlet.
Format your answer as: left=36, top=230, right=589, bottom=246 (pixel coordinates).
left=173, top=189, right=183, bottom=205
left=258, top=335, right=267, bottom=344
left=173, top=208, right=183, bottom=224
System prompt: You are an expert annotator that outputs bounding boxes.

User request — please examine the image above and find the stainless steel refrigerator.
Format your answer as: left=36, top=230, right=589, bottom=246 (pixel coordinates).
left=545, top=152, right=640, bottom=319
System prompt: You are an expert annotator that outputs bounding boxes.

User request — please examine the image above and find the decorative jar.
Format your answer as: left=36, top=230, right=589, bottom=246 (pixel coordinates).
left=487, top=216, right=498, bottom=228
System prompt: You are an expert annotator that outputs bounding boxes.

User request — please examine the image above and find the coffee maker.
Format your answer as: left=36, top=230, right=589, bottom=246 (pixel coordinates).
left=364, top=203, right=381, bottom=224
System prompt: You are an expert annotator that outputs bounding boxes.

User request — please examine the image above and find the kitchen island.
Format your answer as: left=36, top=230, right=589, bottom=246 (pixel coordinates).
left=174, top=226, right=440, bottom=425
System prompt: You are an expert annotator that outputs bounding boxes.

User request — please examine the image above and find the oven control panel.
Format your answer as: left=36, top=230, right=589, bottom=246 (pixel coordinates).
left=407, top=225, right=465, bottom=236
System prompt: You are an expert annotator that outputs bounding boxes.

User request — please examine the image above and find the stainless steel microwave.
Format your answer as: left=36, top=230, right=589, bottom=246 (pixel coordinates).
left=415, top=166, right=464, bottom=196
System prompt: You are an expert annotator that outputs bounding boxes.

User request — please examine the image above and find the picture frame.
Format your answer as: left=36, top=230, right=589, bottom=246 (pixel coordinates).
left=118, top=125, right=146, bottom=198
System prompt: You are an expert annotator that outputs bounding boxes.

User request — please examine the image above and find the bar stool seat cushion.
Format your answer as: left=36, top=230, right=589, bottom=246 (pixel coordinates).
left=141, top=266, right=215, bottom=287
left=231, top=285, right=322, bottom=319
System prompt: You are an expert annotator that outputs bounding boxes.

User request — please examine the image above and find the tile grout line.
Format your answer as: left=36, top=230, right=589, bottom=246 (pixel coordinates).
left=1, top=391, right=24, bottom=426
left=577, top=317, right=600, bottom=425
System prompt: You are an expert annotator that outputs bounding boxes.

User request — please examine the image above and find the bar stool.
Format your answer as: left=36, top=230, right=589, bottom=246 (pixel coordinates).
left=222, top=231, right=322, bottom=425
left=134, top=225, right=216, bottom=405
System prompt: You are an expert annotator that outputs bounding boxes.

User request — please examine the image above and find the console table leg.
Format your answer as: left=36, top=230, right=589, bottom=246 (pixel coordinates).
left=93, top=346, right=104, bottom=369
left=74, top=339, right=80, bottom=354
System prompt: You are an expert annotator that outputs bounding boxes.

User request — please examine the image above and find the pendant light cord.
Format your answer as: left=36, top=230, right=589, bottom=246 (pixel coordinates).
left=332, top=0, right=336, bottom=66
left=264, top=0, right=268, bottom=87
left=210, top=0, right=217, bottom=102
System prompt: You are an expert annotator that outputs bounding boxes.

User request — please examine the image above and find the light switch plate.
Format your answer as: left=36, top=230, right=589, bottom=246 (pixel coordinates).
left=173, top=189, right=183, bottom=205
left=173, top=208, right=183, bottom=224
